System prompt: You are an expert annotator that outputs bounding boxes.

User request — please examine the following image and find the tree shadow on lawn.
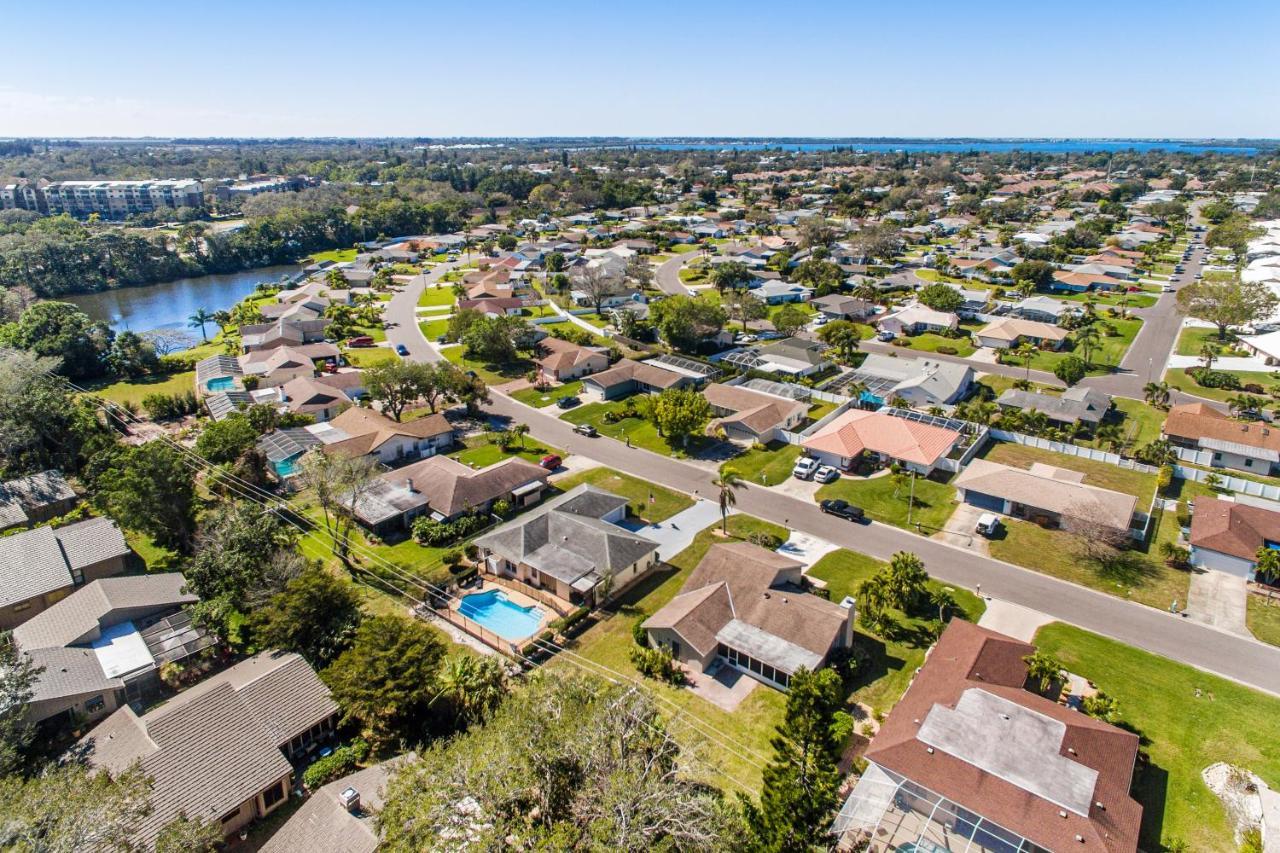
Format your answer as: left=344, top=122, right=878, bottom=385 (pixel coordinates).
left=1091, top=550, right=1163, bottom=588
left=845, top=633, right=907, bottom=696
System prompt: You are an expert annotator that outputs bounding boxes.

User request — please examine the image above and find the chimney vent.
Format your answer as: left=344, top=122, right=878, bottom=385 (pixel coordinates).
left=405, top=478, right=415, bottom=493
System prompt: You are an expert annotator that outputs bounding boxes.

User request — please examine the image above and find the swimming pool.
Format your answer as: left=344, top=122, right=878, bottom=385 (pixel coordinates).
left=205, top=376, right=237, bottom=392
left=457, top=589, right=543, bottom=642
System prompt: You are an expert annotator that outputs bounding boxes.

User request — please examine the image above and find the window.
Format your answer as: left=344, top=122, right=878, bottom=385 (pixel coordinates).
left=11, top=600, right=31, bottom=613
left=221, top=807, right=241, bottom=824
left=1246, top=459, right=1254, bottom=467
left=84, top=695, right=105, bottom=714
left=262, top=780, right=286, bottom=809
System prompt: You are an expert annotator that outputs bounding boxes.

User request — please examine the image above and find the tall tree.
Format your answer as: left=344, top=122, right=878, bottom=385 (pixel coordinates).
left=742, top=668, right=850, bottom=852
left=713, top=469, right=743, bottom=534
left=574, top=264, right=621, bottom=315
left=651, top=387, right=712, bottom=449
left=816, top=320, right=863, bottom=362
left=771, top=304, right=810, bottom=338
left=297, top=449, right=378, bottom=561
left=322, top=614, right=448, bottom=750
left=94, top=441, right=197, bottom=552
left=0, top=631, right=39, bottom=776
left=1177, top=277, right=1279, bottom=340
left=0, top=301, right=112, bottom=380
left=725, top=288, right=768, bottom=332
left=249, top=566, right=362, bottom=668
left=154, top=813, right=223, bottom=853
left=363, top=361, right=438, bottom=421
left=187, top=307, right=215, bottom=342
left=430, top=654, right=509, bottom=729
left=0, top=762, right=153, bottom=852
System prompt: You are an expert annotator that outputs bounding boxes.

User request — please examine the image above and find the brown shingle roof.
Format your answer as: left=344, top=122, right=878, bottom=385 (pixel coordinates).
left=535, top=337, right=607, bottom=374
left=703, top=383, right=806, bottom=437
left=863, top=621, right=1141, bottom=853
left=583, top=358, right=687, bottom=391
left=1164, top=403, right=1280, bottom=455
left=324, top=407, right=453, bottom=456
left=1189, top=496, right=1280, bottom=561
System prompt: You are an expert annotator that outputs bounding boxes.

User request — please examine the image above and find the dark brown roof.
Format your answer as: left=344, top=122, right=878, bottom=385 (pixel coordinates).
left=1164, top=403, right=1280, bottom=455
left=1189, top=496, right=1280, bottom=561
left=864, top=621, right=1142, bottom=853
left=583, top=358, right=688, bottom=391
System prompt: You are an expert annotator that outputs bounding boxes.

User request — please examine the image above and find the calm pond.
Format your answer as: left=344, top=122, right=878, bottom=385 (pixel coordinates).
left=68, top=265, right=300, bottom=342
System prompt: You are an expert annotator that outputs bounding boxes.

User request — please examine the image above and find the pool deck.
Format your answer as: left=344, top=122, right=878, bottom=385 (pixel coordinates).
left=450, top=580, right=555, bottom=643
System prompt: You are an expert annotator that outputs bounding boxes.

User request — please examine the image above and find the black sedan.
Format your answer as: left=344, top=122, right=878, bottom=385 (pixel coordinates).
left=820, top=499, right=865, bottom=522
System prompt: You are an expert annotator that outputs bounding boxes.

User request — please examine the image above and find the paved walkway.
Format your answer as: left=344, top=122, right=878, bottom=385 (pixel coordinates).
left=977, top=599, right=1054, bottom=642
left=1187, top=568, right=1249, bottom=635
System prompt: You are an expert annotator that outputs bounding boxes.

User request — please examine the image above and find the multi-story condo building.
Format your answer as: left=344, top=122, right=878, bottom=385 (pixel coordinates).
left=1, top=179, right=204, bottom=218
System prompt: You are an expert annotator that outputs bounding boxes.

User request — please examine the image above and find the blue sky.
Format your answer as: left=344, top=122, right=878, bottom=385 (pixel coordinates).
left=3, top=0, right=1278, bottom=138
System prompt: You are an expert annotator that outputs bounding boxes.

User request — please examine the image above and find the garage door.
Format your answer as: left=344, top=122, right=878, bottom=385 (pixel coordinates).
left=964, top=490, right=1006, bottom=513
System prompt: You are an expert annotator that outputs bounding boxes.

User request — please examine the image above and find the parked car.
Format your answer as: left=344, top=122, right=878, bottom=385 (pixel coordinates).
left=346, top=335, right=374, bottom=347
left=735, top=334, right=758, bottom=344
left=812, top=315, right=829, bottom=326
left=539, top=454, right=562, bottom=470
left=877, top=329, right=896, bottom=342
left=1161, top=284, right=1175, bottom=292
left=975, top=513, right=1003, bottom=537
left=814, top=464, right=839, bottom=484
left=820, top=499, right=865, bottom=522
left=556, top=395, right=581, bottom=409
left=395, top=343, right=409, bottom=356
left=572, top=423, right=598, bottom=437
left=792, top=457, right=820, bottom=480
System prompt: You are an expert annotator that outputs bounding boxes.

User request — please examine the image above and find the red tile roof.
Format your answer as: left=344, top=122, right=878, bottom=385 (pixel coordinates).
left=1189, top=495, right=1280, bottom=561
left=801, top=409, right=961, bottom=467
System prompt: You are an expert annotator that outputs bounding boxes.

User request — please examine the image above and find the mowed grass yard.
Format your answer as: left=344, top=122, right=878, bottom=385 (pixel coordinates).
left=815, top=472, right=957, bottom=533
left=559, top=399, right=711, bottom=458
left=445, top=434, right=563, bottom=469
left=1176, top=326, right=1249, bottom=357
left=550, top=467, right=692, bottom=523
left=1247, top=593, right=1280, bottom=646
left=86, top=371, right=195, bottom=407
left=555, top=515, right=789, bottom=794
left=417, top=284, right=456, bottom=308
left=509, top=379, right=583, bottom=408
left=807, top=549, right=985, bottom=716
left=895, top=332, right=976, bottom=357
left=442, top=345, right=534, bottom=386
left=721, top=441, right=802, bottom=486
left=1024, top=317, right=1143, bottom=375
left=1035, top=623, right=1280, bottom=852
left=1164, top=367, right=1278, bottom=404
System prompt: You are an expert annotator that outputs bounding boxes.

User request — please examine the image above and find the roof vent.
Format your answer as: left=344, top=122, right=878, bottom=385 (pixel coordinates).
left=1059, top=810, right=1068, bottom=819
left=1096, top=801, right=1105, bottom=811
left=925, top=747, right=934, bottom=754
left=338, top=787, right=361, bottom=814
left=1076, top=835, right=1085, bottom=843
left=405, top=478, right=415, bottom=493
left=999, top=713, right=1010, bottom=721
left=1068, top=747, right=1077, bottom=755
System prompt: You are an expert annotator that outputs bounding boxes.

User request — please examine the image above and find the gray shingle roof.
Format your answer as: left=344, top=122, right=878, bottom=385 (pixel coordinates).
left=54, top=516, right=130, bottom=572
left=258, top=763, right=394, bottom=853
left=12, top=572, right=194, bottom=651
left=25, top=646, right=122, bottom=703
left=0, top=525, right=71, bottom=607
left=0, top=469, right=75, bottom=515
left=79, top=651, right=337, bottom=850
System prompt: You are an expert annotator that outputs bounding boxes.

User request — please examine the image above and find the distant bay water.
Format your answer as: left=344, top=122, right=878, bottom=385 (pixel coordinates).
left=626, top=139, right=1263, bottom=155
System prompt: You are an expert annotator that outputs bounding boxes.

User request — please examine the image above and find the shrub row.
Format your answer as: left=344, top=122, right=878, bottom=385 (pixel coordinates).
left=302, top=739, right=370, bottom=790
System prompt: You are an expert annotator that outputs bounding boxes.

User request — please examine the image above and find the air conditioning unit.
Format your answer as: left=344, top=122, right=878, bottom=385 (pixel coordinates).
left=338, top=787, right=361, bottom=814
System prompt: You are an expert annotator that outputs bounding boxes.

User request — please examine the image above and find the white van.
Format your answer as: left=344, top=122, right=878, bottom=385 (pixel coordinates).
left=975, top=513, right=1002, bottom=537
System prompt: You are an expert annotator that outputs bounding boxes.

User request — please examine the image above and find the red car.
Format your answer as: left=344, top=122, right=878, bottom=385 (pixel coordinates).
left=346, top=335, right=374, bottom=347
left=539, top=454, right=562, bottom=470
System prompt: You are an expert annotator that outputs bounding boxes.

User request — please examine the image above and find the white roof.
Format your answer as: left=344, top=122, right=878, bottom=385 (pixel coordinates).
left=92, top=621, right=154, bottom=679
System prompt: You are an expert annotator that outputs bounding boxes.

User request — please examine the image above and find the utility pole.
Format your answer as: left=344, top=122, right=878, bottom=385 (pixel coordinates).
left=907, top=470, right=917, bottom=528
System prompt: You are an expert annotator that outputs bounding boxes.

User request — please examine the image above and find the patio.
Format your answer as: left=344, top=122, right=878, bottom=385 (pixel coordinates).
left=677, top=658, right=759, bottom=712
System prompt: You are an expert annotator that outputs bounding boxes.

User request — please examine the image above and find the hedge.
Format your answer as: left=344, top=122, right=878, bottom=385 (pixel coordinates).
left=302, top=739, right=369, bottom=790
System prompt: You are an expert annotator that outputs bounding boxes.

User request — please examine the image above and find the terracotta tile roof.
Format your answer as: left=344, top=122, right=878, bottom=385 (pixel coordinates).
left=1189, top=496, right=1280, bottom=561
left=1163, top=403, right=1280, bottom=455
left=864, top=621, right=1142, bottom=853
left=977, top=317, right=1069, bottom=344
left=801, top=409, right=961, bottom=467
left=535, top=337, right=607, bottom=373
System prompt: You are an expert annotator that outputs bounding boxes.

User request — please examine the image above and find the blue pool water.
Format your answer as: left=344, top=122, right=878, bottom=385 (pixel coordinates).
left=273, top=455, right=300, bottom=477
left=205, top=376, right=236, bottom=392
left=458, top=589, right=543, bottom=641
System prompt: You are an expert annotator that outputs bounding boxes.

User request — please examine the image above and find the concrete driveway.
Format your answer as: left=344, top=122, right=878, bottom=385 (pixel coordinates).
left=1187, top=568, right=1249, bottom=635
left=776, top=531, right=838, bottom=568
left=933, top=503, right=991, bottom=555
left=618, top=499, right=724, bottom=562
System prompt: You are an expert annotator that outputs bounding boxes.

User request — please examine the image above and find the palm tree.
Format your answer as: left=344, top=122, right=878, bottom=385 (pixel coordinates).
left=856, top=574, right=892, bottom=633
left=1199, top=342, right=1218, bottom=372
left=930, top=587, right=958, bottom=622
left=187, top=308, right=214, bottom=342
left=212, top=309, right=231, bottom=333
left=431, top=655, right=507, bottom=727
left=1095, top=422, right=1124, bottom=453
left=1143, top=381, right=1171, bottom=409
left=712, top=469, right=743, bottom=534
left=1074, top=325, right=1101, bottom=366
left=886, top=551, right=930, bottom=612
left=511, top=423, right=530, bottom=449
left=1023, top=651, right=1066, bottom=694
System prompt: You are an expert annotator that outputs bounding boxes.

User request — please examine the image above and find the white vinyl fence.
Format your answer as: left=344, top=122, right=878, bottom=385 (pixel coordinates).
left=987, top=428, right=1159, bottom=474
left=1173, top=465, right=1280, bottom=502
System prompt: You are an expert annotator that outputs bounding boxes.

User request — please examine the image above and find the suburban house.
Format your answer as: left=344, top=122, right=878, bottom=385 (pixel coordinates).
left=0, top=469, right=77, bottom=531
left=196, top=354, right=245, bottom=396
left=801, top=409, right=964, bottom=475
left=278, top=373, right=363, bottom=421
left=703, top=383, right=808, bottom=444
left=954, top=459, right=1137, bottom=534
left=642, top=542, right=853, bottom=691
left=877, top=304, right=959, bottom=337
left=1162, top=402, right=1280, bottom=475
left=974, top=317, right=1068, bottom=350
left=0, top=517, right=132, bottom=630
left=1012, top=295, right=1080, bottom=325
left=726, top=338, right=834, bottom=377
left=810, top=294, right=876, bottom=321
left=241, top=346, right=322, bottom=390
left=1188, top=496, right=1280, bottom=578
left=535, top=337, right=610, bottom=383
left=473, top=485, right=660, bottom=610
left=835, top=620, right=1142, bottom=853
left=851, top=354, right=973, bottom=408
left=579, top=358, right=698, bottom=401
left=323, top=406, right=456, bottom=465
left=1051, top=270, right=1127, bottom=293
left=343, top=455, right=549, bottom=535
left=749, top=280, right=812, bottom=305
left=457, top=296, right=524, bottom=316
left=13, top=573, right=213, bottom=726
left=240, top=317, right=331, bottom=353
left=996, top=386, right=1112, bottom=431
left=77, top=651, right=340, bottom=850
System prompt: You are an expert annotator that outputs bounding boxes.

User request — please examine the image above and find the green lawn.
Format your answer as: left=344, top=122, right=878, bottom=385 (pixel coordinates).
left=559, top=400, right=705, bottom=458
left=509, top=380, right=583, bottom=408
left=808, top=549, right=984, bottom=715
left=1175, top=326, right=1248, bottom=357
left=307, top=248, right=358, bottom=264
left=980, top=440, right=1158, bottom=505
left=555, top=514, right=788, bottom=793
left=85, top=371, right=195, bottom=407
left=1105, top=398, right=1168, bottom=449
left=1056, top=289, right=1158, bottom=310
left=976, top=374, right=1061, bottom=398
left=1164, top=367, right=1278, bottom=403
left=126, top=529, right=180, bottom=572
left=419, top=318, right=450, bottom=340
left=815, top=473, right=957, bottom=533
left=896, top=333, right=976, bottom=357
left=550, top=467, right=693, bottom=523
left=722, top=441, right=802, bottom=486
left=669, top=243, right=699, bottom=254
left=447, top=435, right=562, bottom=468
left=1035, top=622, right=1280, bottom=852
left=807, top=401, right=838, bottom=422
left=1247, top=593, right=1280, bottom=646
left=442, top=346, right=535, bottom=386
left=342, top=347, right=398, bottom=368
left=417, top=285, right=456, bottom=308
left=1024, top=317, right=1144, bottom=375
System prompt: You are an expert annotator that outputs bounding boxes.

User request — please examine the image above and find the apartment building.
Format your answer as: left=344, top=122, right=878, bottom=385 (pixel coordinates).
left=1, top=179, right=204, bottom=218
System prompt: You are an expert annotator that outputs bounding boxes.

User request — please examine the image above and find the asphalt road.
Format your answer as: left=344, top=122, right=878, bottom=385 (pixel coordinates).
left=655, top=252, right=697, bottom=296
left=482, top=391, right=1280, bottom=697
